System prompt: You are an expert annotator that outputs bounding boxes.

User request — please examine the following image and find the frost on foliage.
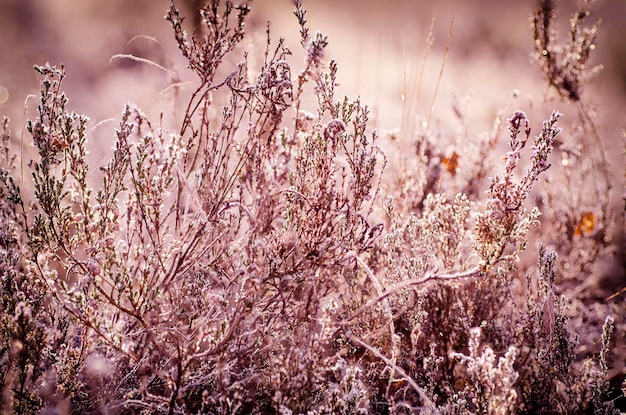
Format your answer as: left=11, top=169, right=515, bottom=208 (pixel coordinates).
left=451, top=327, right=519, bottom=415
left=474, top=110, right=560, bottom=270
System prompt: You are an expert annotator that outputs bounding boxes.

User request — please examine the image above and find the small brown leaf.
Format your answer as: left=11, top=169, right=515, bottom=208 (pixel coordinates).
left=574, top=211, right=595, bottom=236
left=442, top=151, right=460, bottom=176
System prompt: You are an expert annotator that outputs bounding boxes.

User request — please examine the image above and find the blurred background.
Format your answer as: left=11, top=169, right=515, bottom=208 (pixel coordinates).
left=0, top=0, right=624, bottom=257
left=1, top=0, right=625, bottom=127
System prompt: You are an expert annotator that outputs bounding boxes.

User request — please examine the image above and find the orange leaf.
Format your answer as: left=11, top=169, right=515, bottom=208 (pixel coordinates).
left=574, top=211, right=595, bottom=236
left=442, top=151, right=460, bottom=176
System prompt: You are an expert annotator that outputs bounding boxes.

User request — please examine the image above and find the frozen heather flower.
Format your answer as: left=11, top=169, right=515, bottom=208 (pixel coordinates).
left=323, top=119, right=345, bottom=143
left=86, top=258, right=101, bottom=277
left=97, top=235, right=115, bottom=248
left=507, top=110, right=530, bottom=140
left=305, top=31, right=328, bottom=67
left=296, top=110, right=315, bottom=131
left=86, top=221, right=98, bottom=233
left=72, top=213, right=86, bottom=223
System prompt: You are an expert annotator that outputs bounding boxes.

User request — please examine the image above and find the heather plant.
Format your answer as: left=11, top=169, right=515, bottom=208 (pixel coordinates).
left=0, top=0, right=622, bottom=414
left=531, top=0, right=614, bottom=283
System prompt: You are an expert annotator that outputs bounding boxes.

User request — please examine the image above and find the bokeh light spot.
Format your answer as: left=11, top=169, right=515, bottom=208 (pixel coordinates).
left=0, top=86, right=9, bottom=104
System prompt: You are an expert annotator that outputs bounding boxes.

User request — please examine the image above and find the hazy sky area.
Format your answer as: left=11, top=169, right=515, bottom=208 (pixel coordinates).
left=1, top=1, right=624, bottom=111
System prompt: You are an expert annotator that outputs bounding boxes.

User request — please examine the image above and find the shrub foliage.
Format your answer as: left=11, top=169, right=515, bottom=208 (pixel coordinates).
left=0, top=1, right=622, bottom=414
